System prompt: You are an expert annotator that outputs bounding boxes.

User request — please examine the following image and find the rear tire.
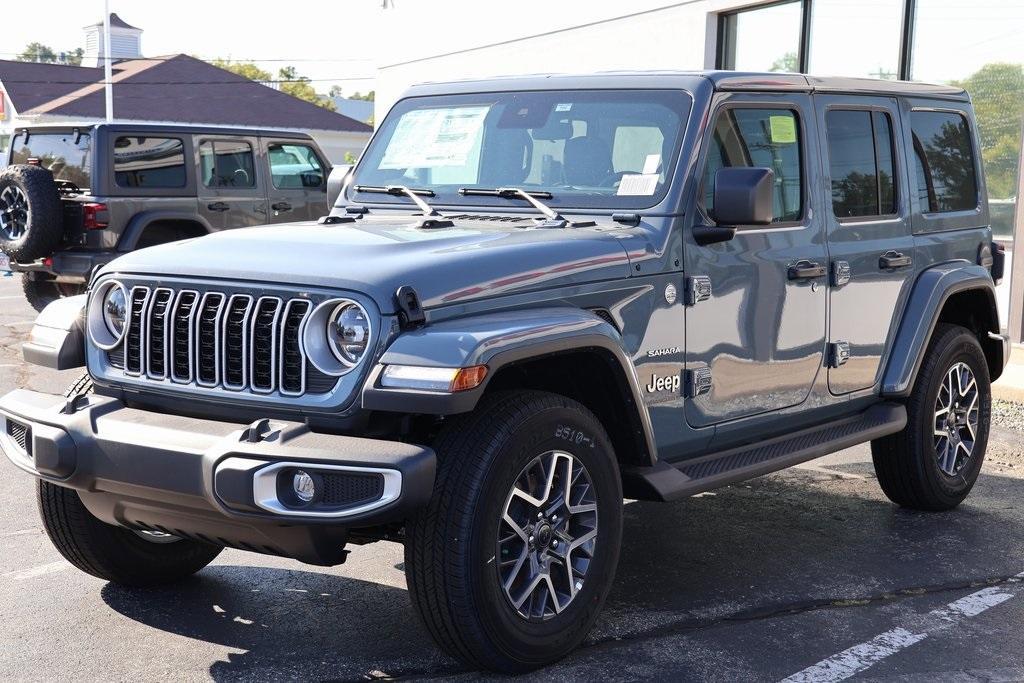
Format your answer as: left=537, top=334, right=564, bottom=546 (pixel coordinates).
left=22, top=273, right=84, bottom=312
left=0, top=165, right=64, bottom=262
left=871, top=323, right=991, bottom=510
left=405, top=391, right=623, bottom=673
left=35, top=372, right=222, bottom=586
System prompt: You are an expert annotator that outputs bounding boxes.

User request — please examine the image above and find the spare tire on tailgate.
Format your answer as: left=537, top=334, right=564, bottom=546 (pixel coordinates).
left=0, top=165, right=63, bottom=262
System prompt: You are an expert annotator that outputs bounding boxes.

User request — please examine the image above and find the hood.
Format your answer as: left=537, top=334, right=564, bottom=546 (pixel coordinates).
left=102, top=216, right=636, bottom=312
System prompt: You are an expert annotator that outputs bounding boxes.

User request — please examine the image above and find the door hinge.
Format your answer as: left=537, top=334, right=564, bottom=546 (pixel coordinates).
left=684, top=276, right=712, bottom=305
left=832, top=260, right=852, bottom=287
left=828, top=341, right=850, bottom=368
left=685, top=366, right=713, bottom=398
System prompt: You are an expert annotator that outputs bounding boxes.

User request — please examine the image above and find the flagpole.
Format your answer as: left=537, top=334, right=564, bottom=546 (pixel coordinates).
left=103, top=0, right=113, bottom=122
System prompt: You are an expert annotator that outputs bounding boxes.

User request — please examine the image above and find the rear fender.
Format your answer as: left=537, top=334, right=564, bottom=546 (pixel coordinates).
left=882, top=262, right=1004, bottom=396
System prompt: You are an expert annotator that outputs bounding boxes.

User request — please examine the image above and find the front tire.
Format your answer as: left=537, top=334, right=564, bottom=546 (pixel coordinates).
left=872, top=323, right=991, bottom=510
left=405, top=391, right=623, bottom=673
left=37, top=481, right=223, bottom=586
left=36, top=373, right=222, bottom=586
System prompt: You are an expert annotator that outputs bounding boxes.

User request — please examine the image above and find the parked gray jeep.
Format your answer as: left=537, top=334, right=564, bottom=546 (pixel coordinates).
left=0, top=72, right=1009, bottom=672
left=0, top=123, right=331, bottom=310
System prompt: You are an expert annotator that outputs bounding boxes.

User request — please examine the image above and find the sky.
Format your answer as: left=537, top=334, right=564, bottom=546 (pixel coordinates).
left=0, top=0, right=677, bottom=96
left=1, top=0, right=1020, bottom=96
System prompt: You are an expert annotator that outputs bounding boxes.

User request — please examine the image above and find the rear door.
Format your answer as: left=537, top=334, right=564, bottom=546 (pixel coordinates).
left=261, top=139, right=330, bottom=223
left=684, top=94, right=828, bottom=428
left=815, top=96, right=915, bottom=394
left=196, top=136, right=266, bottom=231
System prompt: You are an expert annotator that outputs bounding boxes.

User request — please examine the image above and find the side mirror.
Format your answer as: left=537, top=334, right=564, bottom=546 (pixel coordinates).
left=694, top=167, right=775, bottom=246
left=326, top=164, right=353, bottom=207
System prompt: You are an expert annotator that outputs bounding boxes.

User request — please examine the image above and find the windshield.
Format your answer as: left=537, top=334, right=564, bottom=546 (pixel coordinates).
left=10, top=131, right=92, bottom=190
left=350, top=89, right=691, bottom=210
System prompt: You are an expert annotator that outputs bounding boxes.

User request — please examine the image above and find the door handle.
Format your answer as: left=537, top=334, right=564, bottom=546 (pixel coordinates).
left=788, top=259, right=826, bottom=280
left=207, top=201, right=229, bottom=212
left=879, top=250, right=912, bottom=269
left=271, top=201, right=292, bottom=212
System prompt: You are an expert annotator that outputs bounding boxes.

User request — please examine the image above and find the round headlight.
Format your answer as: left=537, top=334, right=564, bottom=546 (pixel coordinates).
left=103, top=285, right=127, bottom=337
left=328, top=302, right=370, bottom=366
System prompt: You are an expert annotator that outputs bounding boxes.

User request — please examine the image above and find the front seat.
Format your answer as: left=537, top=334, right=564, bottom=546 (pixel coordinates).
left=563, top=136, right=614, bottom=186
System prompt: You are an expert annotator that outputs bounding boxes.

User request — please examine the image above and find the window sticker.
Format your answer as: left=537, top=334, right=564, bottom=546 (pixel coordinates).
left=643, top=153, right=661, bottom=175
left=380, top=106, right=490, bottom=169
left=555, top=103, right=573, bottom=112
left=769, top=115, right=797, bottom=144
left=617, top=173, right=660, bottom=196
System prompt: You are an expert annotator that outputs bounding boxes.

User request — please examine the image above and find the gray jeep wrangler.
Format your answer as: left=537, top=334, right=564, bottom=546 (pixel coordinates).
left=0, top=123, right=331, bottom=310
left=0, top=72, right=1009, bottom=673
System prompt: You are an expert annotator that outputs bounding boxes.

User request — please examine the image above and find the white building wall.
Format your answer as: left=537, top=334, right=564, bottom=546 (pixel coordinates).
left=376, top=0, right=756, bottom=120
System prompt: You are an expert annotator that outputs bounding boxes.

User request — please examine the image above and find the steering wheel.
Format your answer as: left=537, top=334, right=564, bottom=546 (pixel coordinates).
left=600, top=171, right=628, bottom=188
left=233, top=168, right=250, bottom=186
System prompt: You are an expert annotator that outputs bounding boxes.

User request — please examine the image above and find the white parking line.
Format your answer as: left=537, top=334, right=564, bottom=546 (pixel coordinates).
left=0, top=295, right=25, bottom=300
left=2, top=560, right=69, bottom=581
left=780, top=578, right=1022, bottom=682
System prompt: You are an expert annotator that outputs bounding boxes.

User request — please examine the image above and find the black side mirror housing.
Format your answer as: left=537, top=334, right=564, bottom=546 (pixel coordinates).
left=711, top=167, right=774, bottom=226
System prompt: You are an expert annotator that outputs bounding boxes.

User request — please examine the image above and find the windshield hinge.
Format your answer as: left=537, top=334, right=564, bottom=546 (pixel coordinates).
left=395, top=286, right=426, bottom=329
left=317, top=214, right=357, bottom=225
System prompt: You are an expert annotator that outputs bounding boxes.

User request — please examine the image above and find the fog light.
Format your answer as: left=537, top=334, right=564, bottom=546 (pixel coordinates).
left=292, top=470, right=316, bottom=503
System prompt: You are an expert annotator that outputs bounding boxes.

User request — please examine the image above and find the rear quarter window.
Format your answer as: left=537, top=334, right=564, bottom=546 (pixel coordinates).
left=910, top=111, right=978, bottom=213
left=113, top=136, right=187, bottom=189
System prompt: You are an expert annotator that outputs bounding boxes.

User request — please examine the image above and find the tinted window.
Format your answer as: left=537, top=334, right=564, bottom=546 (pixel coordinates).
left=911, top=111, right=978, bottom=213
left=268, top=143, right=324, bottom=189
left=826, top=110, right=897, bottom=218
left=199, top=140, right=256, bottom=188
left=113, top=137, right=186, bottom=188
left=703, top=108, right=803, bottom=223
left=11, top=132, right=92, bottom=189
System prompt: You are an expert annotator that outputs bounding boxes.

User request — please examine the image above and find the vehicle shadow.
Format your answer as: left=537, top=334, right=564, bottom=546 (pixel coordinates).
left=100, top=461, right=1024, bottom=681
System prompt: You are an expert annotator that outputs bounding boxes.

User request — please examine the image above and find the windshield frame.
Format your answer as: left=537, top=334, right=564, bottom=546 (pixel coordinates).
left=347, top=88, right=693, bottom=212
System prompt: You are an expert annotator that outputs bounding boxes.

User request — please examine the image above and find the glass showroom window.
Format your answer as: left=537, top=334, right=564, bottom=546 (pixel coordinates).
left=912, top=0, right=1024, bottom=241
left=808, top=0, right=901, bottom=79
left=718, top=1, right=802, bottom=73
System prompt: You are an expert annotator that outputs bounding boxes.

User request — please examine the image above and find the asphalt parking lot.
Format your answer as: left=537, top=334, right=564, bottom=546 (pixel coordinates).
left=3, top=271, right=1024, bottom=682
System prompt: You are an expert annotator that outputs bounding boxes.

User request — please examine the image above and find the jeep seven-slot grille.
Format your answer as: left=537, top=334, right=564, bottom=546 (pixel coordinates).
left=115, top=285, right=327, bottom=396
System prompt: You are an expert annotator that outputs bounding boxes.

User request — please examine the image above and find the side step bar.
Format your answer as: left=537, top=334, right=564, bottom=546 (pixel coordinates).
left=622, top=402, right=906, bottom=502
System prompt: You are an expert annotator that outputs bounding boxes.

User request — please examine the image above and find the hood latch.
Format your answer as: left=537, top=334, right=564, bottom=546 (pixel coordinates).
left=395, top=286, right=426, bottom=329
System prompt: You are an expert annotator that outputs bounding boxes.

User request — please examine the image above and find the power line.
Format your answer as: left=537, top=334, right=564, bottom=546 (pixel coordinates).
left=0, top=77, right=377, bottom=85
left=0, top=52, right=373, bottom=63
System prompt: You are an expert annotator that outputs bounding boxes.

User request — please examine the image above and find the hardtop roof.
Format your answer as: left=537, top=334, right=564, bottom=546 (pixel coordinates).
left=404, top=70, right=968, bottom=101
left=12, top=122, right=317, bottom=140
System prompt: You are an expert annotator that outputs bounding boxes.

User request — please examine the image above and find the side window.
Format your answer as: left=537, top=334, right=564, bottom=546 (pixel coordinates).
left=910, top=110, right=978, bottom=213
left=702, top=108, right=803, bottom=223
left=199, top=140, right=256, bottom=188
left=268, top=143, right=324, bottom=190
left=113, top=136, right=186, bottom=188
left=826, top=109, right=897, bottom=218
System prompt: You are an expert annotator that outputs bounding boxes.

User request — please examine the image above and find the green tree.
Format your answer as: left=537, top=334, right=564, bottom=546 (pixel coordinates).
left=17, top=43, right=82, bottom=65
left=769, top=52, right=798, bottom=73
left=209, top=60, right=336, bottom=112
left=952, top=63, right=1024, bottom=199
left=277, top=66, right=337, bottom=112
left=349, top=90, right=375, bottom=102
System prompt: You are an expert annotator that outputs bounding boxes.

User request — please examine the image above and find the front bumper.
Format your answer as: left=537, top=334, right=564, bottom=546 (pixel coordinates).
left=0, top=389, right=435, bottom=565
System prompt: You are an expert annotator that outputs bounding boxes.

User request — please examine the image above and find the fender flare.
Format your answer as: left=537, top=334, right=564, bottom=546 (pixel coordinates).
left=881, top=262, right=1002, bottom=397
left=361, top=307, right=657, bottom=462
left=117, top=211, right=215, bottom=252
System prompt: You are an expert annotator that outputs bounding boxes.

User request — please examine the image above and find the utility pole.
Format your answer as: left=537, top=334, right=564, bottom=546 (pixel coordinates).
left=103, top=0, right=113, bottom=122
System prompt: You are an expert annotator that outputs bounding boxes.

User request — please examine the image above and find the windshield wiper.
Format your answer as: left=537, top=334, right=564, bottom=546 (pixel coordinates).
left=355, top=184, right=441, bottom=216
left=459, top=187, right=566, bottom=225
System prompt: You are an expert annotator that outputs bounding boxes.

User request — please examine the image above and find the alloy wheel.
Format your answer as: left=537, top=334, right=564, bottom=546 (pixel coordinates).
left=497, top=450, right=598, bottom=621
left=0, top=185, right=29, bottom=241
left=933, top=361, right=980, bottom=476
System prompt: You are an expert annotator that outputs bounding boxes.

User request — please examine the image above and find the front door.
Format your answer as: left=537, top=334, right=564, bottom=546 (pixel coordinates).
left=196, top=136, right=266, bottom=231
left=815, top=96, right=915, bottom=394
left=262, top=139, right=330, bottom=223
left=684, top=94, right=828, bottom=428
